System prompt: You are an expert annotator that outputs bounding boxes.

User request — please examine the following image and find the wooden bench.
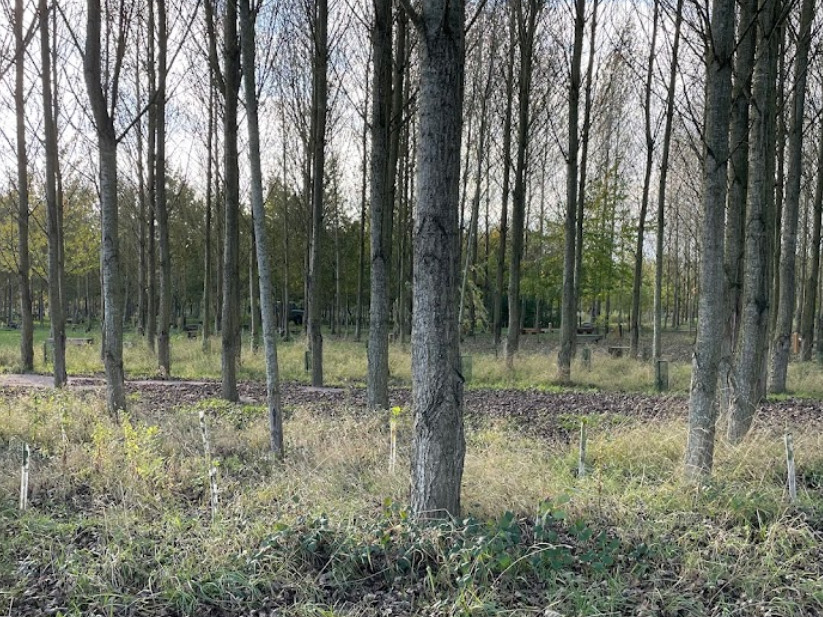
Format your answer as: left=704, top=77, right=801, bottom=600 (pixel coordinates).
left=520, top=327, right=549, bottom=335
left=608, top=346, right=630, bottom=357
left=182, top=324, right=202, bottom=338
left=577, top=333, right=603, bottom=344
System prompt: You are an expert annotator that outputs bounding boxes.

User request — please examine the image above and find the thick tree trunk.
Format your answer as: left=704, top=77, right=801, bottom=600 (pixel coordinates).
left=221, top=0, right=241, bottom=402
left=84, top=0, right=126, bottom=414
left=720, top=0, right=756, bottom=407
left=683, top=0, right=735, bottom=479
left=768, top=0, right=814, bottom=392
left=239, top=0, right=284, bottom=456
left=15, top=0, right=33, bottom=372
left=367, top=0, right=393, bottom=410
left=408, top=0, right=466, bottom=520
left=307, top=0, right=328, bottom=387
left=653, top=0, right=683, bottom=361
left=43, top=0, right=66, bottom=386
left=558, top=0, right=585, bottom=383
left=726, top=0, right=779, bottom=444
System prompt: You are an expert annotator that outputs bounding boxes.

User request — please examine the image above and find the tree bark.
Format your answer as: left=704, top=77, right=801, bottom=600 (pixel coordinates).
left=726, top=0, right=780, bottom=444
left=221, top=0, right=241, bottom=402
left=799, top=122, right=823, bottom=360
left=367, top=0, right=393, bottom=410
left=14, top=0, right=33, bottom=372
left=768, top=0, right=814, bottom=392
left=307, top=0, right=329, bottom=387
left=683, top=0, right=735, bottom=479
left=630, top=0, right=659, bottom=359
left=239, top=0, right=284, bottom=456
left=653, top=0, right=683, bottom=361
left=83, top=0, right=126, bottom=414
left=407, top=0, right=466, bottom=520
left=557, top=0, right=585, bottom=383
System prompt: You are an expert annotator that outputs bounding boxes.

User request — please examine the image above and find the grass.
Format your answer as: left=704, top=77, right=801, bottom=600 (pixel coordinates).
left=6, top=323, right=823, bottom=397
left=1, top=387, right=822, bottom=616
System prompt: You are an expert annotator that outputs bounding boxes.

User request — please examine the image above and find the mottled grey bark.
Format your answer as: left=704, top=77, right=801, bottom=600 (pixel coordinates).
left=683, top=0, right=735, bottom=480
left=799, top=124, right=823, bottom=360
left=355, top=57, right=369, bottom=343
left=505, top=0, right=540, bottom=367
left=403, top=0, right=465, bottom=520
left=83, top=0, right=126, bottom=414
left=558, top=0, right=585, bottom=383
left=719, top=0, right=756, bottom=407
left=221, top=0, right=241, bottom=402
left=653, top=0, right=683, bottom=361
left=726, top=0, right=779, bottom=444
left=202, top=82, right=214, bottom=353
left=768, top=0, right=814, bottom=393
left=156, top=0, right=172, bottom=375
left=307, top=0, right=328, bottom=387
left=367, top=0, right=392, bottom=410
left=239, top=0, right=284, bottom=457
left=14, top=0, right=33, bottom=372
left=630, top=0, right=659, bottom=360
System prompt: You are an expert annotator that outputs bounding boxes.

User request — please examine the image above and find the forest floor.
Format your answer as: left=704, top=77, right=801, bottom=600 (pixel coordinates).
left=1, top=374, right=823, bottom=616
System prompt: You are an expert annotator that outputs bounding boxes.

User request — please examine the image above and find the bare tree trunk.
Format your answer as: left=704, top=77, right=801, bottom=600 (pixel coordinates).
left=307, top=0, right=328, bottom=387
left=42, top=0, right=66, bottom=386
left=155, top=0, right=172, bottom=375
left=726, top=0, right=780, bottom=444
left=505, top=0, right=540, bottom=368
left=800, top=123, right=823, bottom=360
left=240, top=0, right=284, bottom=456
left=558, top=0, right=585, bottom=383
left=14, top=0, right=33, bottom=371
left=682, top=0, right=735, bottom=479
left=281, top=111, right=291, bottom=341
left=720, top=0, right=756, bottom=408
left=493, top=14, right=515, bottom=350
left=83, top=0, right=126, bottom=414
left=221, top=0, right=241, bottom=402
left=368, top=0, right=393, bottom=410
left=355, top=56, right=370, bottom=343
left=653, top=0, right=683, bottom=361
left=405, top=0, right=466, bottom=520
left=768, top=0, right=814, bottom=392
left=202, top=81, right=214, bottom=352
left=630, top=0, right=659, bottom=359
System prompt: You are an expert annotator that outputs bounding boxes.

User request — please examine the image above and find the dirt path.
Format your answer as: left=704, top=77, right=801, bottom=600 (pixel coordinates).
left=2, top=373, right=820, bottom=441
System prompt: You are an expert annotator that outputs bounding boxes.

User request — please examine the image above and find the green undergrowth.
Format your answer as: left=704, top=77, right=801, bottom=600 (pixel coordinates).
left=1, top=389, right=822, bottom=615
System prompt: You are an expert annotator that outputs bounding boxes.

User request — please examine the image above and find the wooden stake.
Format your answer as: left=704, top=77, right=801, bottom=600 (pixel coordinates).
left=578, top=420, right=587, bottom=478
left=785, top=432, right=797, bottom=503
left=19, top=443, right=29, bottom=511
left=199, top=411, right=219, bottom=519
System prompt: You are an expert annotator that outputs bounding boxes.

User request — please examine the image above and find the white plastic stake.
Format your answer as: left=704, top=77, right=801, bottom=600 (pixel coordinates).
left=199, top=411, right=219, bottom=519
left=20, top=443, right=30, bottom=511
left=785, top=432, right=797, bottom=503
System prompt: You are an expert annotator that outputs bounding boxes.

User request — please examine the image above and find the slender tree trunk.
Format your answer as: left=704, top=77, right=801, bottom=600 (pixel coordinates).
left=575, top=0, right=598, bottom=322
left=799, top=123, right=823, bottom=360
left=653, top=0, right=683, bottom=361
left=42, top=0, right=66, bottom=386
left=506, top=0, right=540, bottom=367
left=683, top=0, right=735, bottom=479
left=768, top=0, right=814, bottom=392
left=202, top=81, right=214, bottom=352
left=355, top=56, right=370, bottom=343
left=155, top=0, right=172, bottom=375
left=221, top=0, right=242, bottom=402
left=630, top=0, right=659, bottom=359
left=493, top=15, right=515, bottom=350
left=307, top=0, right=328, bottom=387
left=558, top=0, right=585, bottom=383
left=240, top=0, right=284, bottom=456
left=84, top=0, right=126, bottom=414
left=368, top=0, right=393, bottom=410
left=14, top=0, right=33, bottom=371
left=281, top=111, right=291, bottom=341
left=726, top=0, right=780, bottom=444
left=407, top=0, right=466, bottom=520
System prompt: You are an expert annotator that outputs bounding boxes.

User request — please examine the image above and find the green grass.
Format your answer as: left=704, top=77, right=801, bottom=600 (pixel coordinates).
left=1, top=388, right=822, bottom=616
